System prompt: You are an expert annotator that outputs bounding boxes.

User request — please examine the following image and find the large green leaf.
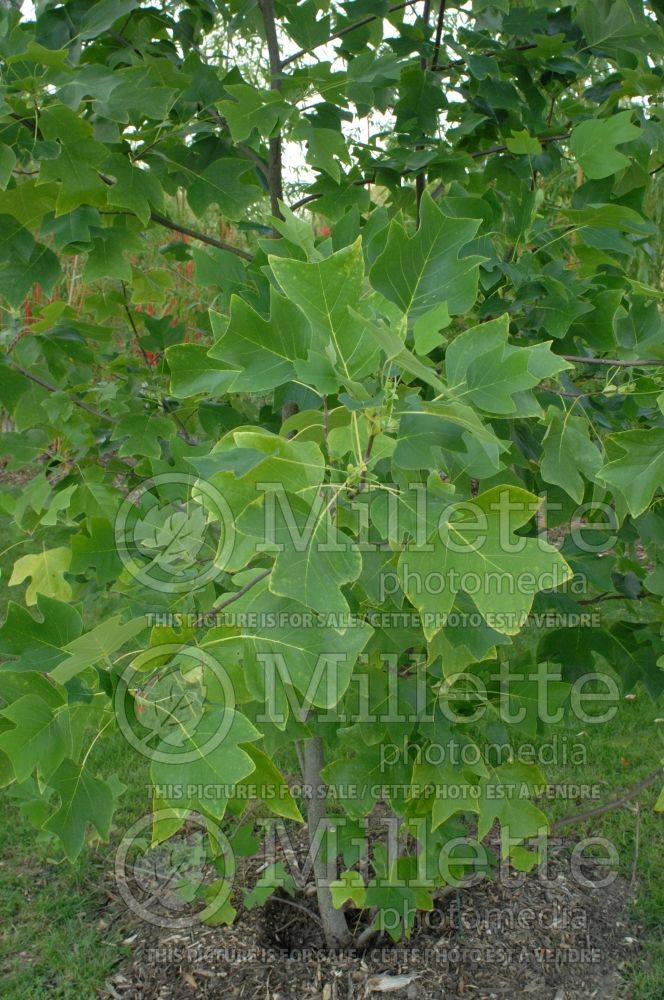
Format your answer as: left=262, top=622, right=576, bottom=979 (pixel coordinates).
left=540, top=407, right=602, bottom=503
left=398, top=486, right=572, bottom=639
left=597, top=428, right=664, bottom=517
left=150, top=707, right=260, bottom=819
left=208, top=289, right=311, bottom=392
left=43, top=759, right=117, bottom=861
left=238, top=494, right=362, bottom=616
left=270, top=240, right=379, bottom=386
left=0, top=694, right=70, bottom=783
left=369, top=193, right=484, bottom=323
left=203, top=583, right=373, bottom=712
left=445, top=315, right=571, bottom=415
left=570, top=112, right=640, bottom=180
left=8, top=548, right=72, bottom=606
left=0, top=596, right=82, bottom=673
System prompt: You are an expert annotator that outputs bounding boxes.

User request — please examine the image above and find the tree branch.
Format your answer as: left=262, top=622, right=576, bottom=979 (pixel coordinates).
left=258, top=0, right=284, bottom=223
left=121, top=281, right=151, bottom=368
left=432, top=40, right=538, bottom=73
left=148, top=209, right=253, bottom=260
left=415, top=0, right=432, bottom=224
left=8, top=362, right=111, bottom=421
left=551, top=767, right=663, bottom=832
left=577, top=591, right=652, bottom=606
left=290, top=132, right=570, bottom=212
left=98, top=174, right=253, bottom=260
left=561, top=354, right=664, bottom=367
left=431, top=0, right=447, bottom=71
left=201, top=104, right=270, bottom=181
left=470, top=131, right=570, bottom=159
left=282, top=0, right=424, bottom=68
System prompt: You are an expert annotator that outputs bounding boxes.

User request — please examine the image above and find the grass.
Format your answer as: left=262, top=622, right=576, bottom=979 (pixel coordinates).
left=0, top=732, right=147, bottom=1000
left=539, top=695, right=664, bottom=999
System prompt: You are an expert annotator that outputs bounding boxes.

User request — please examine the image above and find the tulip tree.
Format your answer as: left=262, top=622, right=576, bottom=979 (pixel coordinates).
left=1, top=0, right=664, bottom=948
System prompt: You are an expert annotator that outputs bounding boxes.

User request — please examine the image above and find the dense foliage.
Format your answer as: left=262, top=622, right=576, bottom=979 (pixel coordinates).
left=1, top=0, right=663, bottom=946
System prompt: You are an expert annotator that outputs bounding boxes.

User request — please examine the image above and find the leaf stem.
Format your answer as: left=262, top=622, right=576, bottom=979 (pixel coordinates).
left=196, top=568, right=271, bottom=625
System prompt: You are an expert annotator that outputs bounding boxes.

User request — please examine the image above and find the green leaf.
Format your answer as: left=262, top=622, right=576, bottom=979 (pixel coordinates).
left=150, top=707, right=260, bottom=819
left=9, top=548, right=72, bottom=605
left=270, top=239, right=379, bottom=387
left=570, top=112, right=640, bottom=180
left=187, top=160, right=262, bottom=220
left=0, top=144, right=16, bottom=190
left=219, top=85, right=293, bottom=143
left=103, top=154, right=164, bottom=225
left=0, top=181, right=60, bottom=229
left=43, top=759, right=116, bottom=861
left=111, top=413, right=173, bottom=459
left=244, top=862, right=296, bottom=909
left=540, top=407, right=602, bottom=503
left=576, top=0, right=657, bottom=58
left=350, top=309, right=445, bottom=395
left=79, top=0, right=138, bottom=40
left=0, top=596, right=82, bottom=673
left=477, top=763, right=549, bottom=843
left=393, top=398, right=505, bottom=473
left=505, top=130, right=542, bottom=155
left=597, top=428, right=664, bottom=517
left=398, top=486, right=572, bottom=639
left=234, top=744, right=303, bottom=821
left=294, top=122, right=351, bottom=183
left=166, top=344, right=236, bottom=398
left=369, top=193, right=484, bottom=323
left=411, top=752, right=484, bottom=830
left=70, top=517, right=122, bottom=586
left=540, top=624, right=664, bottom=699
left=330, top=871, right=366, bottom=909
left=0, top=694, right=69, bottom=783
left=445, top=315, right=572, bottom=415
left=203, top=584, right=373, bottom=712
left=427, top=592, right=511, bottom=675
left=285, top=0, right=331, bottom=50
left=193, top=430, right=327, bottom=533
left=655, top=786, right=664, bottom=813
left=322, top=742, right=410, bottom=818
left=238, top=494, right=362, bottom=616
left=51, top=617, right=146, bottom=684
left=0, top=242, right=61, bottom=308
left=413, top=301, right=450, bottom=356
left=208, top=289, right=311, bottom=392
left=83, top=227, right=140, bottom=283
left=38, top=107, right=108, bottom=215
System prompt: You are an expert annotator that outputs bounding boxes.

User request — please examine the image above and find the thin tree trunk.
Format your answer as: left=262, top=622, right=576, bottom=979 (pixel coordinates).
left=258, top=0, right=284, bottom=223
left=415, top=0, right=432, bottom=225
left=302, top=736, right=351, bottom=949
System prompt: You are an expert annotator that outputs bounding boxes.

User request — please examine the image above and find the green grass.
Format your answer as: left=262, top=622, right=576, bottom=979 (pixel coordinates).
left=0, top=732, right=147, bottom=1000
left=537, top=695, right=664, bottom=999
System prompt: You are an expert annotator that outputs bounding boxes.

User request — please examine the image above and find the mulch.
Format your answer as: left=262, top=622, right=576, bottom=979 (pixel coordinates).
left=98, top=829, right=642, bottom=1000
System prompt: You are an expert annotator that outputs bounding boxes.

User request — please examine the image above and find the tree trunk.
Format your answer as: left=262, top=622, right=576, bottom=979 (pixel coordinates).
left=258, top=0, right=284, bottom=223
left=302, top=735, right=351, bottom=949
